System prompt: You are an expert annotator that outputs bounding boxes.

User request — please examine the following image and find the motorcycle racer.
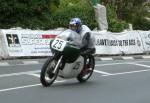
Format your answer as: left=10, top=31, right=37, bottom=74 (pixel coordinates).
left=68, top=17, right=96, bottom=54
left=53, top=17, right=96, bottom=55
left=41, top=18, right=96, bottom=86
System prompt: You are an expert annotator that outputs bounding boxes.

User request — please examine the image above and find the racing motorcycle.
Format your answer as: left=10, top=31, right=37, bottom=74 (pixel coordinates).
left=40, top=30, right=95, bottom=87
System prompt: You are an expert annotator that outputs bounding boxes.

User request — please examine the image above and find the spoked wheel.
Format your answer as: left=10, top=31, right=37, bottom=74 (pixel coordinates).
left=40, top=57, right=59, bottom=87
left=77, top=55, right=95, bottom=82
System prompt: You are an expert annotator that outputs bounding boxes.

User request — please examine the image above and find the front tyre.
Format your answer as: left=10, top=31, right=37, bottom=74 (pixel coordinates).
left=40, top=57, right=59, bottom=87
left=77, top=55, right=95, bottom=83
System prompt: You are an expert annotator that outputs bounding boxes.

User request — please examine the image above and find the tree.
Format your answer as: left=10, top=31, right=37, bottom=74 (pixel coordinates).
left=0, top=0, right=60, bottom=29
left=101, top=0, right=150, bottom=30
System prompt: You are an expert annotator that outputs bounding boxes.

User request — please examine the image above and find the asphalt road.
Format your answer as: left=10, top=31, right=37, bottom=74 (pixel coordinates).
left=0, top=58, right=150, bottom=103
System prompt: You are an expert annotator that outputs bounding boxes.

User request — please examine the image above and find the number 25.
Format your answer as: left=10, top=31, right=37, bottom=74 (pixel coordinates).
left=53, top=40, right=63, bottom=49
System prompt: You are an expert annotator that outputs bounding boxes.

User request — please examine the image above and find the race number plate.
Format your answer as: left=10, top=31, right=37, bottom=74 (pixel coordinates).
left=51, top=38, right=67, bottom=51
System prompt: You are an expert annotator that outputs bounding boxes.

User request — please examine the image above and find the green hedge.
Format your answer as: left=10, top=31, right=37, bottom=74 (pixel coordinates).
left=0, top=0, right=52, bottom=29
left=0, top=0, right=129, bottom=32
left=49, top=5, right=98, bottom=30
left=106, top=5, right=128, bottom=32
left=48, top=2, right=128, bottom=32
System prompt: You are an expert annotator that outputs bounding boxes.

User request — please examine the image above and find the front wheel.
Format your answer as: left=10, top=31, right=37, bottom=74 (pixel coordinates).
left=40, top=57, right=59, bottom=87
left=77, top=55, right=95, bottom=82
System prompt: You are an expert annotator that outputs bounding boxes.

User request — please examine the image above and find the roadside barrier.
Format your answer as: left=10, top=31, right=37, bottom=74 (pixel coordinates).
left=0, top=29, right=149, bottom=59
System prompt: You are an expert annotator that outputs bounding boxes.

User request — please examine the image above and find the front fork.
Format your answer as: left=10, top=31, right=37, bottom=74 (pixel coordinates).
left=52, top=55, right=63, bottom=74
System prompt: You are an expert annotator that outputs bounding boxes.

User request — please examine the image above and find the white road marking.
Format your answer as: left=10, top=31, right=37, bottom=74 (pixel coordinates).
left=0, top=59, right=150, bottom=67
left=28, top=73, right=40, bottom=78
left=0, top=62, right=150, bottom=78
left=128, top=60, right=150, bottom=63
left=0, top=70, right=40, bottom=78
left=130, top=63, right=150, bottom=68
left=0, top=62, right=149, bottom=78
left=94, top=62, right=131, bottom=75
left=94, top=63, right=150, bottom=76
left=0, top=84, right=41, bottom=92
left=95, top=62, right=128, bottom=67
left=100, top=58, right=113, bottom=61
left=94, top=70, right=112, bottom=75
left=0, top=80, right=66, bottom=92
left=142, top=55, right=150, bottom=59
left=0, top=62, right=9, bottom=66
left=1, top=60, right=150, bottom=93
left=0, top=63, right=124, bottom=78
left=122, top=57, right=134, bottom=60
left=101, top=69, right=150, bottom=77
left=23, top=61, right=39, bottom=64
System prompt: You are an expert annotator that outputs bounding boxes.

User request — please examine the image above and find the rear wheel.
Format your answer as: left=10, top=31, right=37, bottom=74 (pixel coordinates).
left=40, top=57, right=59, bottom=87
left=77, top=55, right=95, bottom=82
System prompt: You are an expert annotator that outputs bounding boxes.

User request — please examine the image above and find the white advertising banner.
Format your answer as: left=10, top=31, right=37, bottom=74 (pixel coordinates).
left=138, top=30, right=150, bottom=52
left=93, top=31, right=144, bottom=54
left=0, top=29, right=149, bottom=58
left=1, top=29, right=61, bottom=57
